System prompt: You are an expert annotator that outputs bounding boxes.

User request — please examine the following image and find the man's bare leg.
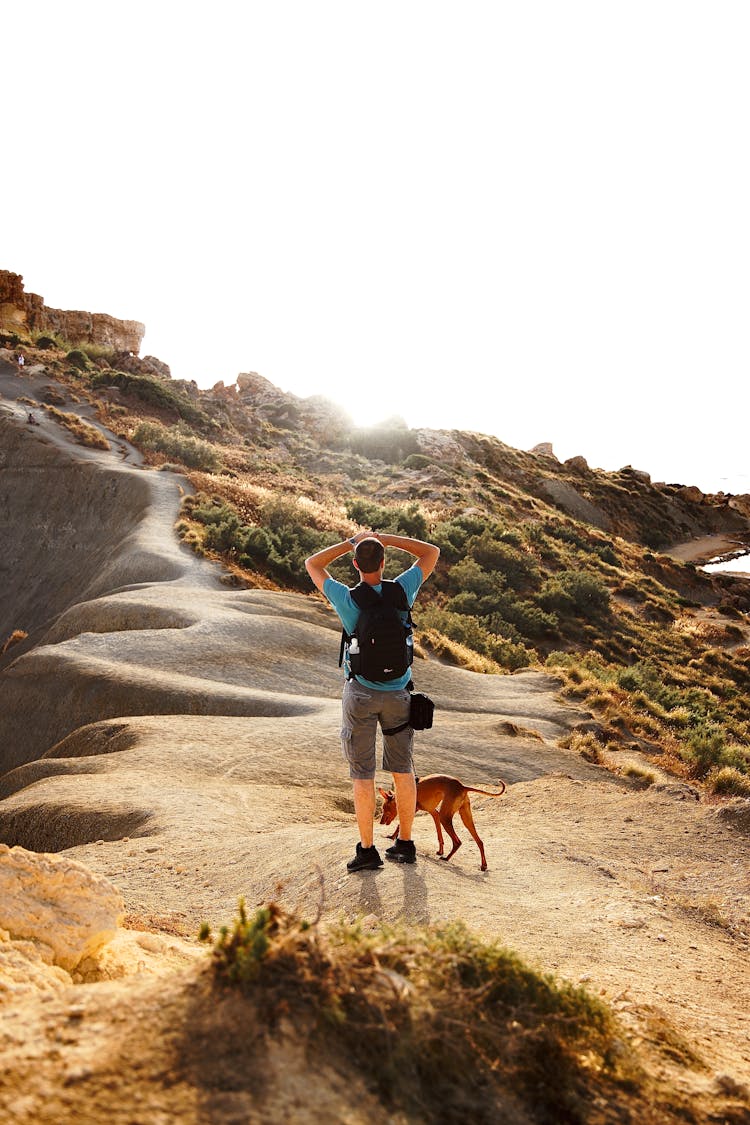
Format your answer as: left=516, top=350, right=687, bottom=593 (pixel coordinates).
left=352, top=778, right=376, bottom=847
left=392, top=772, right=416, bottom=841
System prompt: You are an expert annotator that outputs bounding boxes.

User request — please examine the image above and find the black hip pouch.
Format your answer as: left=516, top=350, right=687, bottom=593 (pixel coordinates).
left=409, top=692, right=434, bottom=731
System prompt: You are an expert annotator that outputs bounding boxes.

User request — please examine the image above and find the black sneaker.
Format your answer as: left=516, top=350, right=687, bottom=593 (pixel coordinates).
left=385, top=838, right=417, bottom=864
left=346, top=844, right=383, bottom=872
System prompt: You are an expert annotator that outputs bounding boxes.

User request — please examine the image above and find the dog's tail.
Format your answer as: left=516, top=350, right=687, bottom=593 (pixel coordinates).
left=465, top=781, right=506, bottom=798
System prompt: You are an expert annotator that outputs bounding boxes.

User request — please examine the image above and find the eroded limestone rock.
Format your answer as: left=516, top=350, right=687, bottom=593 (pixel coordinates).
left=0, top=845, right=124, bottom=971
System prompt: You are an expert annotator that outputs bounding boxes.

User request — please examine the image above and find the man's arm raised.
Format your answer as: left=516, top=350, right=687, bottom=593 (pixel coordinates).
left=377, top=533, right=440, bottom=580
left=304, top=531, right=371, bottom=593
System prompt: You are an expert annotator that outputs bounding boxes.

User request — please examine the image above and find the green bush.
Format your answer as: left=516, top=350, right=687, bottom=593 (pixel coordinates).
left=344, top=499, right=429, bottom=540
left=66, top=348, right=90, bottom=370
left=403, top=453, right=432, bottom=470
left=132, top=421, right=222, bottom=471
left=681, top=724, right=749, bottom=778
left=488, top=598, right=558, bottom=640
left=467, top=534, right=538, bottom=586
left=420, top=607, right=531, bottom=671
left=92, top=370, right=208, bottom=426
left=539, top=571, right=610, bottom=618
left=345, top=498, right=396, bottom=530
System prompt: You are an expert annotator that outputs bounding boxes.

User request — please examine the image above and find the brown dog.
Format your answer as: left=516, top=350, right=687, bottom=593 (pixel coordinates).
left=378, top=774, right=506, bottom=871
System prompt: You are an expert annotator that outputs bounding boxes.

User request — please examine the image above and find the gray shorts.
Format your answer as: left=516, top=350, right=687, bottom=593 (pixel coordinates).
left=340, top=679, right=414, bottom=781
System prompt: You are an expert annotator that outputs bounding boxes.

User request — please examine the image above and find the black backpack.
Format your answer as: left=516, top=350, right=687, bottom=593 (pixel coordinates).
left=339, top=580, right=414, bottom=682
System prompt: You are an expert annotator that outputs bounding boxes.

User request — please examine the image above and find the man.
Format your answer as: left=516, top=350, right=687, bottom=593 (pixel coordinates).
left=305, top=530, right=440, bottom=872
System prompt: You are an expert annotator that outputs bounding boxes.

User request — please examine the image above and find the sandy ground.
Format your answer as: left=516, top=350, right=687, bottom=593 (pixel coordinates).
left=666, top=534, right=750, bottom=565
left=1, top=362, right=750, bottom=1122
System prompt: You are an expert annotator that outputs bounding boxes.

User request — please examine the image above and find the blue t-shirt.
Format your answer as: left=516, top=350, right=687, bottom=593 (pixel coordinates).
left=323, top=564, right=423, bottom=691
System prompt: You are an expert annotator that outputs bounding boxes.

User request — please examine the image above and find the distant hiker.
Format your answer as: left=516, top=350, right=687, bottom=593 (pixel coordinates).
left=26, top=412, right=38, bottom=426
left=305, top=529, right=440, bottom=871
left=17, top=353, right=24, bottom=369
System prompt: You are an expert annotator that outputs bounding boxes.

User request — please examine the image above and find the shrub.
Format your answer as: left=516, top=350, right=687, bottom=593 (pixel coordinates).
left=204, top=512, right=245, bottom=553
left=467, top=531, right=537, bottom=585
left=539, top=571, right=610, bottom=618
left=345, top=498, right=396, bottom=530
left=403, top=453, right=432, bottom=470
left=487, top=598, right=558, bottom=640
left=132, top=420, right=221, bottom=471
left=200, top=899, right=630, bottom=1124
left=430, top=513, right=497, bottom=563
left=420, top=607, right=531, bottom=670
left=66, top=348, right=90, bottom=370
left=92, top=370, right=208, bottom=426
left=395, top=501, right=429, bottom=539
left=448, top=557, right=503, bottom=599
left=707, top=766, right=750, bottom=797
left=680, top=724, right=749, bottom=778
left=344, top=498, right=429, bottom=539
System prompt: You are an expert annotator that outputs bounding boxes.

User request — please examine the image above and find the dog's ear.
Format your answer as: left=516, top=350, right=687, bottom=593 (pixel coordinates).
left=377, top=787, right=393, bottom=800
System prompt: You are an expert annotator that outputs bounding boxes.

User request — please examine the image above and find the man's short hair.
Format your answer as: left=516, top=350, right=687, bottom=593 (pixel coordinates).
left=354, top=537, right=385, bottom=573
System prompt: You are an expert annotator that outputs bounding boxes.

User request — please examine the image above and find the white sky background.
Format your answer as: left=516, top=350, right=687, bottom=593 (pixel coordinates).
left=4, top=2, right=749, bottom=493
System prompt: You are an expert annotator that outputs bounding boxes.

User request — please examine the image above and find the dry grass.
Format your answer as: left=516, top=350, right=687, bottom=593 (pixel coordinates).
left=620, top=764, right=656, bottom=786
left=43, top=405, right=110, bottom=449
left=706, top=766, right=750, bottom=797
left=419, top=626, right=505, bottom=674
left=1, top=629, right=28, bottom=655
left=559, top=731, right=606, bottom=763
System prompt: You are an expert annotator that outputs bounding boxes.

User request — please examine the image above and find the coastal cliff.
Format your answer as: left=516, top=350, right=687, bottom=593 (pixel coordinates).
left=0, top=270, right=144, bottom=354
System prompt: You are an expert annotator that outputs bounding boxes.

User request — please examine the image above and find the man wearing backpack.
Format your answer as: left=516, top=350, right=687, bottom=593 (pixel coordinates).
left=305, top=530, right=440, bottom=871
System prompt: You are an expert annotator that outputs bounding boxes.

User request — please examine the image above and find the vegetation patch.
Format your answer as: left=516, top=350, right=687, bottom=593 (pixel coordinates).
left=43, top=405, right=110, bottom=450
left=91, top=370, right=209, bottom=426
left=133, top=421, right=222, bottom=472
left=200, top=899, right=650, bottom=1124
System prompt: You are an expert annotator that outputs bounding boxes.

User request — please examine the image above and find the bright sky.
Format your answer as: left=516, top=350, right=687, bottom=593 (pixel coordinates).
left=5, top=2, right=748, bottom=494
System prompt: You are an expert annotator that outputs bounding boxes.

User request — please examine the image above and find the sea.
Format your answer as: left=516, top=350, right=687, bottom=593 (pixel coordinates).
left=695, top=472, right=750, bottom=578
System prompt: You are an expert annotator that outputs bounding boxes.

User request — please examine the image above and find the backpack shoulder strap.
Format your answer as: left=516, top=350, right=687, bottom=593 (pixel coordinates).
left=350, top=581, right=381, bottom=610
left=379, top=580, right=409, bottom=610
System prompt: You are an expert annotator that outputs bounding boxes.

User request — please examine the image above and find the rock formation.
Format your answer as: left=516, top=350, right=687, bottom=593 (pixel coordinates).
left=0, top=845, right=123, bottom=971
left=529, top=441, right=557, bottom=459
left=0, top=271, right=144, bottom=354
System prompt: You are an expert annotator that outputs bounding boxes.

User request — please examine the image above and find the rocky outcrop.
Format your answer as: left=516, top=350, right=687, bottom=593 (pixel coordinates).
left=234, top=370, right=351, bottom=436
left=0, top=270, right=144, bottom=353
left=728, top=495, right=750, bottom=518
left=110, top=352, right=171, bottom=379
left=529, top=442, right=558, bottom=459
left=0, top=845, right=123, bottom=971
left=620, top=465, right=652, bottom=485
left=541, top=478, right=612, bottom=530
left=564, top=455, right=590, bottom=474
left=678, top=485, right=705, bottom=504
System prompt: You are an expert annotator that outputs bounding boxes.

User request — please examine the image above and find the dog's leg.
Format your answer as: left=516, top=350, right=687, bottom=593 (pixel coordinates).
left=428, top=809, right=445, bottom=856
left=458, top=800, right=487, bottom=871
left=439, top=808, right=463, bottom=862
